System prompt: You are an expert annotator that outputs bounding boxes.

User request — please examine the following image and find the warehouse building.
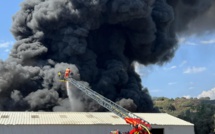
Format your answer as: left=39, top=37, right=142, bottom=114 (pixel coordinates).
left=0, top=112, right=194, bottom=134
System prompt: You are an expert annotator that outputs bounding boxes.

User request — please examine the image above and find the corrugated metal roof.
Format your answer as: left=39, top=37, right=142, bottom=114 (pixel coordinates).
left=0, top=112, right=193, bottom=126
left=135, top=113, right=193, bottom=126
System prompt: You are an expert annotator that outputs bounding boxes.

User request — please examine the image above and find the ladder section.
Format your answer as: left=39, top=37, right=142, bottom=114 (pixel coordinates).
left=68, top=78, right=150, bottom=125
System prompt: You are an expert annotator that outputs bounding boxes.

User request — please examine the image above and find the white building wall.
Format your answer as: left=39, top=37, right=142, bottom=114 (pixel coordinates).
left=154, top=125, right=194, bottom=134
left=0, top=124, right=194, bottom=134
left=165, top=126, right=194, bottom=134
left=0, top=125, right=131, bottom=134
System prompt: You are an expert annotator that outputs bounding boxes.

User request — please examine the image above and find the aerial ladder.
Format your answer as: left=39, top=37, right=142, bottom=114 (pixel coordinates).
left=66, top=77, right=152, bottom=134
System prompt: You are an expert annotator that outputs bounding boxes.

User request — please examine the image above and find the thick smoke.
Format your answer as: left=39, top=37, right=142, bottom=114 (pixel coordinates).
left=0, top=0, right=214, bottom=112
left=168, top=0, right=215, bottom=34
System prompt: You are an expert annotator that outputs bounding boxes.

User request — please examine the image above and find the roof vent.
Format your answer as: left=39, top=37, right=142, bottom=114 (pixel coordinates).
left=86, top=114, right=94, bottom=118
left=111, top=115, right=119, bottom=118
left=31, top=115, right=39, bottom=118
left=59, top=115, right=67, bottom=118
left=1, top=115, right=9, bottom=118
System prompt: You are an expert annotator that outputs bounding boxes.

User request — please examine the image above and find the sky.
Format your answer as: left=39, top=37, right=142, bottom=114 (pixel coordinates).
left=1, top=0, right=215, bottom=99
left=136, top=32, right=215, bottom=99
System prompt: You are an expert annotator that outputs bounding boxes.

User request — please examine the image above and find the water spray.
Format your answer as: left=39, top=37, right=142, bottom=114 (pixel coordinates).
left=66, top=81, right=73, bottom=111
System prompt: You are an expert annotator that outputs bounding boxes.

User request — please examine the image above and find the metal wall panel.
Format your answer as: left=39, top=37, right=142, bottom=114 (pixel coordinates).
left=0, top=125, right=131, bottom=134
left=164, top=126, right=195, bottom=134
left=0, top=124, right=194, bottom=134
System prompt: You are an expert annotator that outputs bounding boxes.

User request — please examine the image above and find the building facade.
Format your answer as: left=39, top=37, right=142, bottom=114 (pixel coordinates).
left=0, top=112, right=194, bottom=134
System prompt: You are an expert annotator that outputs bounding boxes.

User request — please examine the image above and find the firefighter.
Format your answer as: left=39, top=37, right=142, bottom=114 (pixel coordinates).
left=64, top=68, right=71, bottom=79
left=58, top=72, right=61, bottom=78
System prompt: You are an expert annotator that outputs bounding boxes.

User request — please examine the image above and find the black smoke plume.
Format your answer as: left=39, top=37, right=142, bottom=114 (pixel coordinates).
left=0, top=0, right=214, bottom=112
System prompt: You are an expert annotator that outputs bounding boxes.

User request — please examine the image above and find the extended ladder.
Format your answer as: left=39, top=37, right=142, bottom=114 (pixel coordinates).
left=67, top=78, right=150, bottom=126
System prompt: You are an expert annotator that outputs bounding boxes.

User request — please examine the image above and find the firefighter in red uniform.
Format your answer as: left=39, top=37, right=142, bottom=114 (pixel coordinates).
left=64, top=68, right=71, bottom=79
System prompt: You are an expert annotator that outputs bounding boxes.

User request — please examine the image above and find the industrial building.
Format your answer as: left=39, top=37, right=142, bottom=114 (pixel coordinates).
left=0, top=112, right=194, bottom=134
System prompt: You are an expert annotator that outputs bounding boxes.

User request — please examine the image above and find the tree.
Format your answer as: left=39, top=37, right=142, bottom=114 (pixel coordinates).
left=179, top=103, right=215, bottom=134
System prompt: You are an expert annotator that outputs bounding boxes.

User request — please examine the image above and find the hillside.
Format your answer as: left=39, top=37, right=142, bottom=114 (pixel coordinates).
left=153, top=97, right=215, bottom=134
